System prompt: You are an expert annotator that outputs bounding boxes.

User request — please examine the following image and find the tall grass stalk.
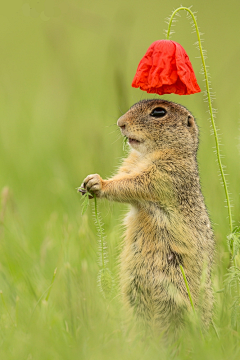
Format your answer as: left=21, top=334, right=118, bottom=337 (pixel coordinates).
left=179, top=265, right=205, bottom=341
left=179, top=265, right=195, bottom=315
left=30, top=271, right=58, bottom=320
left=45, top=267, right=57, bottom=301
left=0, top=290, right=16, bottom=327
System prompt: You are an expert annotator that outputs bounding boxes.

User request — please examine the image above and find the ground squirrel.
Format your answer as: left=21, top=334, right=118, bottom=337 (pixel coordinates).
left=81, top=99, right=214, bottom=333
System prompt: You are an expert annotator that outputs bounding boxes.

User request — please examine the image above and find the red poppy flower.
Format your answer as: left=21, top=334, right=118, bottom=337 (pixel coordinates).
left=132, top=40, right=201, bottom=95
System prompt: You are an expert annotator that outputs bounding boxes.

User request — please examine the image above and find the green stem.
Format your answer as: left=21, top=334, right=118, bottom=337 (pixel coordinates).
left=45, top=268, right=57, bottom=301
left=0, top=291, right=16, bottom=326
left=211, top=320, right=220, bottom=340
left=179, top=265, right=204, bottom=341
left=233, top=256, right=239, bottom=332
left=94, top=194, right=105, bottom=269
left=179, top=265, right=195, bottom=314
left=167, top=7, right=233, bottom=233
left=180, top=265, right=204, bottom=340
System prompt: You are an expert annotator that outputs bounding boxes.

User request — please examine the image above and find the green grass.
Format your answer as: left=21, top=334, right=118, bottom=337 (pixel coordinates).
left=0, top=0, right=240, bottom=358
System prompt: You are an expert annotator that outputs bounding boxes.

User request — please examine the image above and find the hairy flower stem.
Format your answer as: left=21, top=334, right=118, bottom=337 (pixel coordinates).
left=79, top=188, right=113, bottom=297
left=93, top=194, right=113, bottom=298
left=167, top=7, right=239, bottom=331
left=167, top=7, right=233, bottom=234
left=94, top=194, right=105, bottom=269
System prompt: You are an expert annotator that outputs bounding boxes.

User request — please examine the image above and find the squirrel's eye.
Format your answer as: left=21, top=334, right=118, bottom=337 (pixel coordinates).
left=150, top=107, right=167, bottom=118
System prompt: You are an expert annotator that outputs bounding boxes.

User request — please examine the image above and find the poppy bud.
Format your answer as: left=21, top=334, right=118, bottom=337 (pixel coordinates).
left=132, top=40, right=201, bottom=95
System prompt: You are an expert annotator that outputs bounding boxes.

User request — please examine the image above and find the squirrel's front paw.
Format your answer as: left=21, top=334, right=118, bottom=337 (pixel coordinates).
left=80, top=174, right=103, bottom=198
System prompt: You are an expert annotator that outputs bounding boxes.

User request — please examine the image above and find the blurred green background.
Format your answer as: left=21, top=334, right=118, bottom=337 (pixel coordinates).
left=0, top=0, right=240, bottom=359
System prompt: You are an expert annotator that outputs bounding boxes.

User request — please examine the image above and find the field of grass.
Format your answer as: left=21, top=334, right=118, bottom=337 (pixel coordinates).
left=0, top=0, right=240, bottom=358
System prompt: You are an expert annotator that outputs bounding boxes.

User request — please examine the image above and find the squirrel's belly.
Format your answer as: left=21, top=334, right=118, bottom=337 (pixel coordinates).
left=120, top=205, right=188, bottom=318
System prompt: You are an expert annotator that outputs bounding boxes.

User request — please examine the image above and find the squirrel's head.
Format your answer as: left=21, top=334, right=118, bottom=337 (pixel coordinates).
left=117, top=99, right=199, bottom=155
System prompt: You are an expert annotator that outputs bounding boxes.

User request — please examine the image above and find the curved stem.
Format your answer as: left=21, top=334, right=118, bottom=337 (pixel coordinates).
left=167, top=7, right=233, bottom=233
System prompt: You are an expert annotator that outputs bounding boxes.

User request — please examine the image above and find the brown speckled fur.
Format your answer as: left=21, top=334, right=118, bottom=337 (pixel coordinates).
left=81, top=99, right=214, bottom=334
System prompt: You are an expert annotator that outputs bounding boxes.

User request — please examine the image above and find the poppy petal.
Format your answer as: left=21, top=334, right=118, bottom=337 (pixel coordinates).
left=132, top=40, right=201, bottom=96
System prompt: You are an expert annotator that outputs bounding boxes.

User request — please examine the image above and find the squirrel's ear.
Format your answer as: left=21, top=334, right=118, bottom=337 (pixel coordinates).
left=187, top=115, right=194, bottom=128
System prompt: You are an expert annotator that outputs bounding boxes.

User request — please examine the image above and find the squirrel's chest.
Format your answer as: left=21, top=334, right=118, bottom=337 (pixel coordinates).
left=122, top=205, right=178, bottom=271
left=124, top=204, right=170, bottom=236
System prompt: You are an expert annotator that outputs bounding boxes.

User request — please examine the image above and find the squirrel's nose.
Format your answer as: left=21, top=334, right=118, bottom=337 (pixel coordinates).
left=117, top=115, right=126, bottom=129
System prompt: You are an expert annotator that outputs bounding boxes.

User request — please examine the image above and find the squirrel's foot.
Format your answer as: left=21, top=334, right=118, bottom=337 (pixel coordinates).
left=80, top=174, right=103, bottom=198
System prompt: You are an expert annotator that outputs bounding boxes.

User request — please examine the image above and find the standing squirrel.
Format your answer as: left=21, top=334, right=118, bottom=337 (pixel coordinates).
left=80, top=99, right=214, bottom=333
